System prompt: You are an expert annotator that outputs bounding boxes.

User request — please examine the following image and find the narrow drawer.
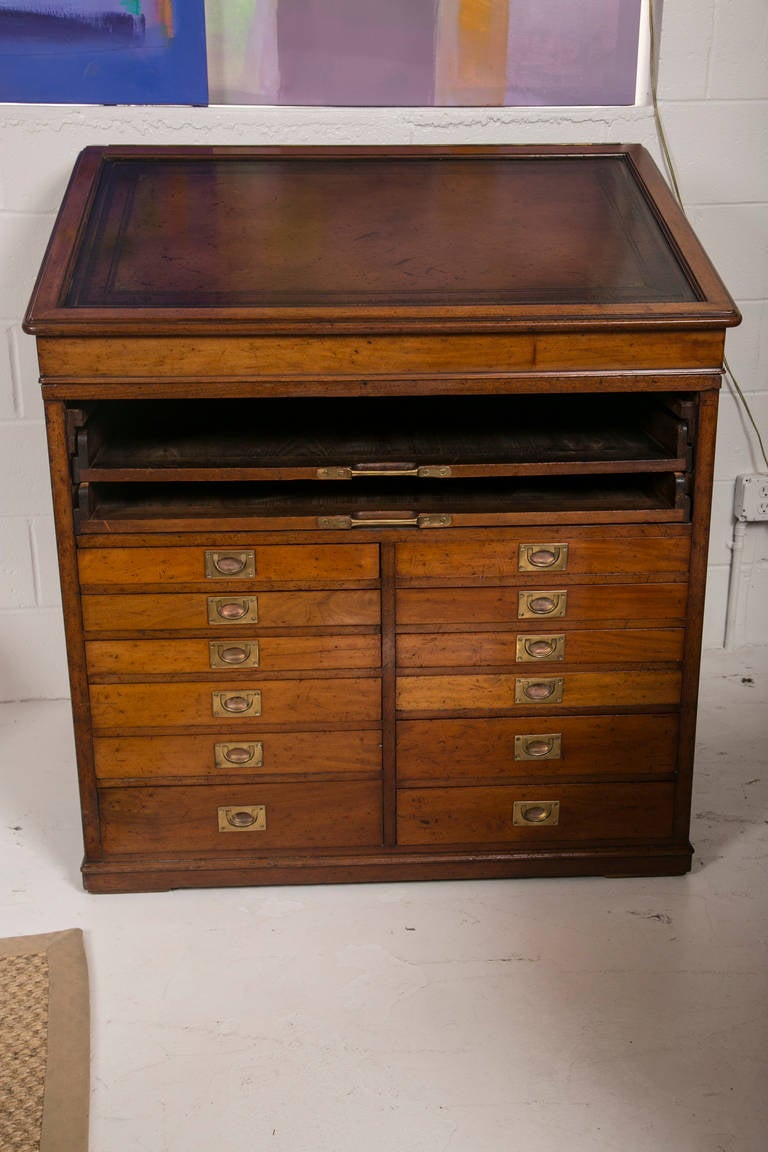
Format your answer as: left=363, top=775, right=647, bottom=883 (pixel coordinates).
left=396, top=670, right=682, bottom=714
left=397, top=583, right=688, bottom=628
left=82, top=590, right=380, bottom=632
left=78, top=543, right=379, bottom=585
left=90, top=678, right=381, bottom=729
left=94, top=729, right=383, bottom=780
left=397, top=782, right=675, bottom=846
left=99, top=781, right=383, bottom=853
left=397, top=715, right=679, bottom=784
left=86, top=634, right=381, bottom=676
left=397, top=628, right=684, bottom=668
left=396, top=533, right=690, bottom=582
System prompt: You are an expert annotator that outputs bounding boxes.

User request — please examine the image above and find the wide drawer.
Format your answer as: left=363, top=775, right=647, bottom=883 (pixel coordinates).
left=397, top=628, right=684, bottom=668
left=396, top=532, right=690, bottom=582
left=82, top=590, right=380, bottom=632
left=86, top=634, right=381, bottom=676
left=396, top=670, right=682, bottom=714
left=90, top=678, right=381, bottom=729
left=397, top=782, right=675, bottom=846
left=94, top=729, right=382, bottom=780
left=78, top=543, right=379, bottom=586
left=99, top=781, right=383, bottom=853
left=397, top=715, right=679, bottom=784
left=397, top=583, right=688, bottom=628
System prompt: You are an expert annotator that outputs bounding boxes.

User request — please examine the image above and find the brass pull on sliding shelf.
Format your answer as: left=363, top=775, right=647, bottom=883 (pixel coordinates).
left=212, top=691, right=262, bottom=717
left=518, top=591, right=567, bottom=619
left=318, top=512, right=452, bottom=530
left=209, top=642, right=260, bottom=669
left=207, top=596, right=259, bottom=624
left=317, top=463, right=452, bottom=480
left=515, top=677, right=564, bottom=703
left=516, top=634, right=565, bottom=662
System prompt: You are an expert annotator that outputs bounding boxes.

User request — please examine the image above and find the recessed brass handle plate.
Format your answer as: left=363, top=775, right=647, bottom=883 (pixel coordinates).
left=514, top=677, right=564, bottom=704
left=207, top=596, right=259, bottom=625
left=209, top=641, right=260, bottom=669
left=513, top=801, right=560, bottom=826
left=514, top=733, right=562, bottom=761
left=204, top=550, right=256, bottom=578
left=214, top=741, right=264, bottom=769
left=518, top=543, right=569, bottom=572
left=518, top=591, right=567, bottom=619
left=515, top=634, right=565, bottom=662
left=317, top=464, right=452, bottom=480
left=317, top=513, right=452, bottom=530
left=218, top=805, right=267, bottom=832
left=212, top=690, right=262, bottom=718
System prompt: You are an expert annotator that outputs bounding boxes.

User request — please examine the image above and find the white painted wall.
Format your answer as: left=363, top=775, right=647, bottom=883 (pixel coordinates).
left=0, top=0, right=766, bottom=700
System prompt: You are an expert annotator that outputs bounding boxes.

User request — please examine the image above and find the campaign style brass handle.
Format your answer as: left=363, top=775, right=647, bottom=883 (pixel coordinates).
left=513, top=801, right=560, bottom=826
left=211, top=691, right=262, bottom=718
left=516, top=634, right=565, bottom=662
left=518, top=543, right=569, bottom=572
left=218, top=805, right=267, bottom=832
left=214, top=742, right=263, bottom=768
left=207, top=596, right=259, bottom=624
left=514, top=734, right=562, bottom=761
left=514, top=677, right=564, bottom=703
left=209, top=642, right=260, bottom=669
left=518, top=591, right=567, bottom=618
left=204, top=550, right=256, bottom=578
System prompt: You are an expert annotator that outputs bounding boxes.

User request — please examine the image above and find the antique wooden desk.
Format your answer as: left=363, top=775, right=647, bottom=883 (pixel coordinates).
left=24, top=145, right=739, bottom=892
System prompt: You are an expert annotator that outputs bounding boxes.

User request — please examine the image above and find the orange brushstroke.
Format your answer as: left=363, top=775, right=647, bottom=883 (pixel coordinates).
left=437, top=0, right=509, bottom=105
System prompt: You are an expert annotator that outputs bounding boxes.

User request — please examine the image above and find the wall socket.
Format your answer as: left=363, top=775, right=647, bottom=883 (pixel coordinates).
left=734, top=474, right=768, bottom=522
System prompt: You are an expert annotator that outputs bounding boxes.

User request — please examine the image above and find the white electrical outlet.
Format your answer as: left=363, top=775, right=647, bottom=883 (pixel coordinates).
left=734, top=474, right=768, bottom=522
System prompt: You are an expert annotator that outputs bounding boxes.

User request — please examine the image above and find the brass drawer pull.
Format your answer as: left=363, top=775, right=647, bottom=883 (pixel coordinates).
left=205, top=550, right=256, bottom=578
left=317, top=463, right=452, bottom=480
left=516, top=634, right=565, bottom=662
left=207, top=596, right=259, bottom=624
left=209, top=641, right=260, bottom=669
left=514, top=733, right=562, bottom=761
left=212, top=690, right=262, bottom=717
left=214, top=741, right=263, bottom=768
left=318, top=513, right=452, bottom=530
left=518, top=543, right=568, bottom=572
left=518, top=591, right=567, bottom=618
left=515, top=677, right=564, bottom=703
left=218, top=805, right=267, bottom=832
left=513, top=801, right=560, bottom=826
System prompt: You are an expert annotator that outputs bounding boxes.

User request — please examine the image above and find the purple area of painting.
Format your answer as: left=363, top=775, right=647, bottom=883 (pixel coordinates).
left=276, top=0, right=438, bottom=106
left=505, top=0, right=641, bottom=106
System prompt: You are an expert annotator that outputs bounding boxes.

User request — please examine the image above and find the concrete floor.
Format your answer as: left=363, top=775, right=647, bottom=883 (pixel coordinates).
left=1, top=647, right=766, bottom=1152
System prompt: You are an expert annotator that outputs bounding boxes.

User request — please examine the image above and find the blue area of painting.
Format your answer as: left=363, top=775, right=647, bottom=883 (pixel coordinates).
left=0, top=4, right=208, bottom=104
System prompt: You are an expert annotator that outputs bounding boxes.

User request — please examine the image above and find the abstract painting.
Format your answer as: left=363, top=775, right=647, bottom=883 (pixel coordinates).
left=0, top=1, right=207, bottom=104
left=205, top=0, right=642, bottom=107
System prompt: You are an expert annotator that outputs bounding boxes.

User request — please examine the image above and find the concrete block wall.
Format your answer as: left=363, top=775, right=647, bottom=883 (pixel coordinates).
left=0, top=0, right=766, bottom=700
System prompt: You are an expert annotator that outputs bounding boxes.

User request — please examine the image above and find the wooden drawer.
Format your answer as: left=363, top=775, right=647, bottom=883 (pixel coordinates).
left=396, top=670, right=682, bottom=714
left=78, top=543, right=379, bottom=586
left=86, top=634, right=381, bottom=676
left=397, top=583, right=688, bottom=628
left=396, top=533, right=690, bottom=582
left=397, top=782, right=675, bottom=846
left=82, top=590, right=380, bottom=632
left=99, top=781, right=383, bottom=853
left=90, top=678, right=381, bottom=729
left=397, top=628, right=684, bottom=668
left=397, top=715, right=679, bottom=784
left=94, top=729, right=382, bottom=780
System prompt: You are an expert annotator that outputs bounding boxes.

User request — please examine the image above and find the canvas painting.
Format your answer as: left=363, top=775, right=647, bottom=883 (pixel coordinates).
left=0, top=0, right=208, bottom=104
left=205, top=0, right=642, bottom=107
